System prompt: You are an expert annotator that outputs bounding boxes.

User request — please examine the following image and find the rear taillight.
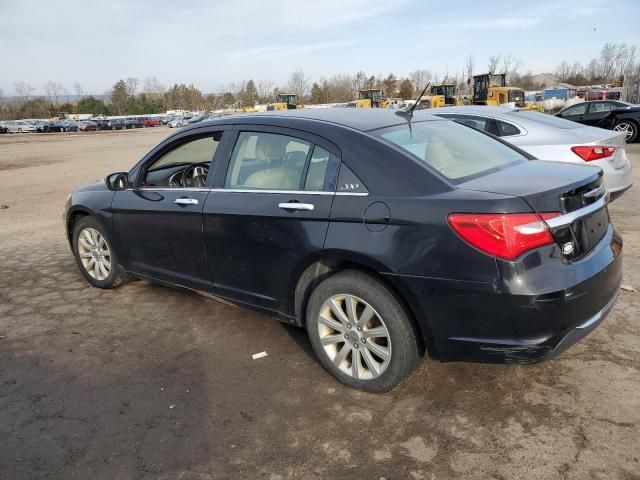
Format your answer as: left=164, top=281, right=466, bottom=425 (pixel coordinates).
left=448, top=212, right=560, bottom=260
left=571, top=145, right=616, bottom=162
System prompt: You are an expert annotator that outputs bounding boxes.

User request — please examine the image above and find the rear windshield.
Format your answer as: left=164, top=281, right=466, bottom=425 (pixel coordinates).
left=505, top=110, right=581, bottom=129
left=373, top=120, right=527, bottom=183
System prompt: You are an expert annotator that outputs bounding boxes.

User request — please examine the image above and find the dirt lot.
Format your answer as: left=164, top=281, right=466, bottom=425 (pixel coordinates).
left=1, top=128, right=639, bottom=480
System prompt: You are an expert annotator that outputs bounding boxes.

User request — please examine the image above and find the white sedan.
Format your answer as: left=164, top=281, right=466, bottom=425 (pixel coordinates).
left=429, top=106, right=633, bottom=196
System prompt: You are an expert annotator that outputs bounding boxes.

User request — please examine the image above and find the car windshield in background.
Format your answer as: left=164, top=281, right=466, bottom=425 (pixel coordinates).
left=507, top=110, right=582, bottom=129
left=374, top=120, right=527, bottom=183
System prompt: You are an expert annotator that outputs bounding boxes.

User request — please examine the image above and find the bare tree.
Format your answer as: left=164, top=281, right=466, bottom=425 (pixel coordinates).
left=487, top=54, right=501, bottom=73
left=600, top=43, right=617, bottom=80
left=287, top=69, right=310, bottom=99
left=125, top=77, right=139, bottom=97
left=256, top=79, right=275, bottom=103
left=409, top=69, right=432, bottom=92
left=353, top=70, right=368, bottom=93
left=501, top=54, right=523, bottom=81
left=464, top=55, right=474, bottom=81
left=14, top=82, right=36, bottom=103
left=73, top=82, right=84, bottom=99
left=143, top=76, right=165, bottom=99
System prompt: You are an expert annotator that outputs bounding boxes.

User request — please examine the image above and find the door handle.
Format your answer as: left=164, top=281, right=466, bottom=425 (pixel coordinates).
left=174, top=197, right=199, bottom=205
left=278, top=202, right=314, bottom=211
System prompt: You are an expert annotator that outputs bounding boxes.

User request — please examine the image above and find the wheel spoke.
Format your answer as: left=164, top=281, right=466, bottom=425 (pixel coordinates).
left=365, top=340, right=390, bottom=361
left=345, top=295, right=358, bottom=324
left=358, top=304, right=376, bottom=327
left=99, top=261, right=109, bottom=278
left=102, top=258, right=111, bottom=269
left=329, top=298, right=350, bottom=326
left=86, top=257, right=95, bottom=270
left=362, top=326, right=388, bottom=339
left=80, top=252, right=93, bottom=258
left=321, top=334, right=344, bottom=346
left=79, top=239, right=92, bottom=250
left=82, top=230, right=94, bottom=246
left=93, top=261, right=101, bottom=279
left=318, top=313, right=345, bottom=332
left=333, top=343, right=350, bottom=367
left=351, top=348, right=361, bottom=379
left=361, top=348, right=380, bottom=375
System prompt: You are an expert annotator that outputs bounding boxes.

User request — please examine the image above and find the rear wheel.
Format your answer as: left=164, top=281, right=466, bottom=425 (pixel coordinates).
left=306, top=271, right=420, bottom=392
left=613, top=121, right=638, bottom=143
left=72, top=216, right=123, bottom=288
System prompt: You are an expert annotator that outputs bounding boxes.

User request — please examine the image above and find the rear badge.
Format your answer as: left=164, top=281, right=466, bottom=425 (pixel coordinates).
left=562, top=242, right=575, bottom=255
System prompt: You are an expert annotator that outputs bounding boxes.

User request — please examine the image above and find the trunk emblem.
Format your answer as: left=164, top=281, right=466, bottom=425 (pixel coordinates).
left=562, top=242, right=575, bottom=255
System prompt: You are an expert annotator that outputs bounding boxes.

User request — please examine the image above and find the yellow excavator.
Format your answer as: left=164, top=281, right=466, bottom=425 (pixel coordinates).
left=472, top=73, right=525, bottom=107
left=347, top=89, right=388, bottom=108
left=267, top=93, right=302, bottom=111
left=410, top=84, right=462, bottom=109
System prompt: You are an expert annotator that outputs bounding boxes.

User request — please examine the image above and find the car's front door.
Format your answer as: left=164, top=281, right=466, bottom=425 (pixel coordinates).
left=112, top=129, right=228, bottom=290
left=203, top=126, right=340, bottom=316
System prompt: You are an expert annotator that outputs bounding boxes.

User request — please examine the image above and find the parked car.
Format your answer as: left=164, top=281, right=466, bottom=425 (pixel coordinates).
left=49, top=121, right=79, bottom=132
left=430, top=106, right=633, bottom=197
left=5, top=120, right=37, bottom=133
left=64, top=110, right=622, bottom=392
left=123, top=118, right=144, bottom=129
left=143, top=117, right=160, bottom=127
left=0, top=122, right=8, bottom=134
left=34, top=121, right=51, bottom=133
left=556, top=100, right=640, bottom=143
left=95, top=119, right=124, bottom=130
left=78, top=121, right=98, bottom=132
left=159, top=116, right=176, bottom=125
left=168, top=116, right=191, bottom=128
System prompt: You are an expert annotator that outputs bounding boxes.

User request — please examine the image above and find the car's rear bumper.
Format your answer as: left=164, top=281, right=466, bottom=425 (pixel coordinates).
left=389, top=225, right=623, bottom=364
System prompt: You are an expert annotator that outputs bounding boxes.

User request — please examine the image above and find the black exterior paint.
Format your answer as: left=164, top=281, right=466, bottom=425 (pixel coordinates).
left=64, top=110, right=622, bottom=363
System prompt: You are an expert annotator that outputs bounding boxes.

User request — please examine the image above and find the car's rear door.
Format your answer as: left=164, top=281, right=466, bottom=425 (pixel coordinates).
left=202, top=125, right=340, bottom=316
left=557, top=103, right=589, bottom=124
left=581, top=101, right=615, bottom=126
left=112, top=127, right=231, bottom=290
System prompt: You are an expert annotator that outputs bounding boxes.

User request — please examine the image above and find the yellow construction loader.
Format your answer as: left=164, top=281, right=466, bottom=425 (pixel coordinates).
left=430, top=84, right=462, bottom=106
left=267, top=93, right=302, bottom=111
left=472, top=73, right=525, bottom=107
left=347, top=89, right=388, bottom=108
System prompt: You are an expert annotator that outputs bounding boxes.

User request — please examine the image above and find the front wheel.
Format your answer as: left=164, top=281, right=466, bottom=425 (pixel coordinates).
left=72, top=216, right=123, bottom=288
left=613, top=121, right=638, bottom=143
left=306, top=270, right=420, bottom=392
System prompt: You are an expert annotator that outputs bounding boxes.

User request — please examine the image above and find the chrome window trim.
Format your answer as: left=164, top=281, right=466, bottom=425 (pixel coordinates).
left=545, top=191, right=609, bottom=229
left=124, top=187, right=368, bottom=196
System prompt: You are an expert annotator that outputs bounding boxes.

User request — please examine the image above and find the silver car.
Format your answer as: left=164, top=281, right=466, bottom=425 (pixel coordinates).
left=429, top=106, right=633, bottom=196
left=4, top=120, right=37, bottom=133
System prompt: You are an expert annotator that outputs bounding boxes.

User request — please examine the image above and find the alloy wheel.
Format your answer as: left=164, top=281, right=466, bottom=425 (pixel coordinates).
left=613, top=122, right=634, bottom=141
left=317, top=294, right=392, bottom=380
left=77, top=227, right=112, bottom=280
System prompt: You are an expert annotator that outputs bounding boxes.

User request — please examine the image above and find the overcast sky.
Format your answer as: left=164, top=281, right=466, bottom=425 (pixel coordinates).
left=1, top=0, right=639, bottom=95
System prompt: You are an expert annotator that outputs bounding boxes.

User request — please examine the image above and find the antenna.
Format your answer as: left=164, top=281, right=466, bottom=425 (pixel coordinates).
left=395, top=82, right=431, bottom=122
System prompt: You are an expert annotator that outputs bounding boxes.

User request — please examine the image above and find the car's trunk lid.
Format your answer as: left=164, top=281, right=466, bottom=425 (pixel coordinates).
left=458, top=160, right=608, bottom=259
left=565, top=126, right=628, bottom=169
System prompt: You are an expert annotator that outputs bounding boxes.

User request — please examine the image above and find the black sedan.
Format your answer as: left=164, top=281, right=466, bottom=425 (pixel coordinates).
left=64, top=109, right=622, bottom=392
left=556, top=100, right=640, bottom=143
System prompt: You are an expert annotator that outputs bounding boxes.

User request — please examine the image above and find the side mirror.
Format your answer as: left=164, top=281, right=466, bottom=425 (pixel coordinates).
left=106, top=172, right=130, bottom=191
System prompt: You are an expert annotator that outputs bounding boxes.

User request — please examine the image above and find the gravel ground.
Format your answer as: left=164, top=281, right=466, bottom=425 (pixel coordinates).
left=1, top=128, right=639, bottom=480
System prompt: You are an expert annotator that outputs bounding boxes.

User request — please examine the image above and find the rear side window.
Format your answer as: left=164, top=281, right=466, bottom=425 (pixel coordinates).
left=496, top=120, right=521, bottom=136
left=375, top=120, right=526, bottom=183
left=590, top=102, right=614, bottom=113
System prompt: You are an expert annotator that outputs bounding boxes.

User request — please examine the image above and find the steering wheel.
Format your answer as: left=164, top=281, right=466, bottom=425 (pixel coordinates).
left=181, top=162, right=209, bottom=188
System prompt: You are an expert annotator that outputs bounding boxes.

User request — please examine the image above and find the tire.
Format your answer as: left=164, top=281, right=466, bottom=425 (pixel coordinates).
left=306, top=270, right=420, bottom=392
left=613, top=121, right=638, bottom=143
left=18, top=128, right=22, bottom=133
left=72, top=216, right=123, bottom=289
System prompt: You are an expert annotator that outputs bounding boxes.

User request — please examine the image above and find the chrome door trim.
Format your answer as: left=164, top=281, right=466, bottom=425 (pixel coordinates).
left=123, top=187, right=368, bottom=196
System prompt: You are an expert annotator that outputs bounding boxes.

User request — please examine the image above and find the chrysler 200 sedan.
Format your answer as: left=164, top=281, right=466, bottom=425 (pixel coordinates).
left=64, top=109, right=622, bottom=392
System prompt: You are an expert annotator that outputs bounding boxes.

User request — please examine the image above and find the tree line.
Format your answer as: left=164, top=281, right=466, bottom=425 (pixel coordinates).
left=1, top=42, right=638, bottom=120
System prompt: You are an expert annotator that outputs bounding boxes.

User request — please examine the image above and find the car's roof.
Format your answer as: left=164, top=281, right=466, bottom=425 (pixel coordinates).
left=418, top=105, right=518, bottom=117
left=196, top=108, right=444, bottom=132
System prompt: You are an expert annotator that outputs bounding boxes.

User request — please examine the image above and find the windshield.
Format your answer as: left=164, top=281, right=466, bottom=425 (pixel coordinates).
left=506, top=109, right=582, bottom=129
left=373, top=120, right=527, bottom=183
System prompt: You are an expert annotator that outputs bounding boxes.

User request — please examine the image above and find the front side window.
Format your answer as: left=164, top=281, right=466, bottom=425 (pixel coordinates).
left=374, top=120, right=527, bottom=183
left=143, top=134, right=221, bottom=188
left=225, top=132, right=318, bottom=191
left=560, top=103, right=588, bottom=116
